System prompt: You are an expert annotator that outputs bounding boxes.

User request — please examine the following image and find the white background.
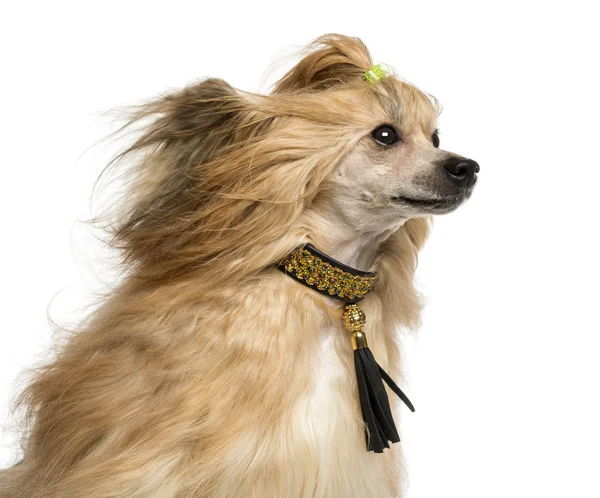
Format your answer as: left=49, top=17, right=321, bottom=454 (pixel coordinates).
left=1, top=1, right=599, bottom=496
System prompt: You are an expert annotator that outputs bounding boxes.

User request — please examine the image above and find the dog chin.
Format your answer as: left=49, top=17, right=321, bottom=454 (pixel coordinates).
left=389, top=193, right=469, bottom=214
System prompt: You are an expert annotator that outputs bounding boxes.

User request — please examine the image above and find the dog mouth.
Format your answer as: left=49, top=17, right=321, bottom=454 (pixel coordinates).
left=389, top=193, right=468, bottom=213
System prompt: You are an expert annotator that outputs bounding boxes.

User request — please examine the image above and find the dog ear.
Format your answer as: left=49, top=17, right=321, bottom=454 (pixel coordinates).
left=271, top=33, right=373, bottom=93
left=94, top=77, right=273, bottom=276
left=125, top=77, right=257, bottom=164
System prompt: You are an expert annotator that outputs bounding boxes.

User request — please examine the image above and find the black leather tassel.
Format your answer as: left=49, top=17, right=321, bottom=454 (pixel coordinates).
left=354, top=346, right=415, bottom=452
left=343, top=303, right=415, bottom=453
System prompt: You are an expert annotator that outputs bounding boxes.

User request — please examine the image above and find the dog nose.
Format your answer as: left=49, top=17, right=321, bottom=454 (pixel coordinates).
left=442, top=157, right=480, bottom=188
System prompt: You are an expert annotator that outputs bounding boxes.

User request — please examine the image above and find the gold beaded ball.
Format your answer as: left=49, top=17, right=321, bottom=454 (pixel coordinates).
left=342, top=304, right=366, bottom=332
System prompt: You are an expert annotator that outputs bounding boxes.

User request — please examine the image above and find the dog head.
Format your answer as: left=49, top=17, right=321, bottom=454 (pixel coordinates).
left=99, top=34, right=477, bottom=293
left=271, top=35, right=479, bottom=242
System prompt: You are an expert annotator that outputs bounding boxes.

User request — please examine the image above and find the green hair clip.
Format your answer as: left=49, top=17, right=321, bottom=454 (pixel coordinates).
left=363, top=63, right=391, bottom=84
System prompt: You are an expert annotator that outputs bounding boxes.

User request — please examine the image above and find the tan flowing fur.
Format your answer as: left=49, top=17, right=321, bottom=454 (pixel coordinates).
left=0, top=34, right=437, bottom=497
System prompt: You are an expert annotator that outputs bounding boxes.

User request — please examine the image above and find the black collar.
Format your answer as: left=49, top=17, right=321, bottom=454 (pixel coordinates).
left=277, top=243, right=378, bottom=303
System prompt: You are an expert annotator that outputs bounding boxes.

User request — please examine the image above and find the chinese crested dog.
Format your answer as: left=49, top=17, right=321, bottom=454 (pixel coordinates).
left=0, top=34, right=478, bottom=497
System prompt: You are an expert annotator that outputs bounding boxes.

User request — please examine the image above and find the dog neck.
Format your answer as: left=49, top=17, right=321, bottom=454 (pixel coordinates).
left=301, top=205, right=409, bottom=272
left=323, top=223, right=408, bottom=272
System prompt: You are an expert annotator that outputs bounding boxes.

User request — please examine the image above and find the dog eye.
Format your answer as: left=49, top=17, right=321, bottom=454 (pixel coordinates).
left=432, top=130, right=440, bottom=148
left=371, top=125, right=399, bottom=146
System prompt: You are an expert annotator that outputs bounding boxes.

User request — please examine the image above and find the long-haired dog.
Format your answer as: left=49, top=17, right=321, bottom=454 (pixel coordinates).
left=0, top=34, right=478, bottom=497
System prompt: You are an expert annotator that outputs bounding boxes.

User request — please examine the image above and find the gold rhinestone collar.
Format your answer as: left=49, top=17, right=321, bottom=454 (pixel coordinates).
left=277, top=243, right=378, bottom=303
